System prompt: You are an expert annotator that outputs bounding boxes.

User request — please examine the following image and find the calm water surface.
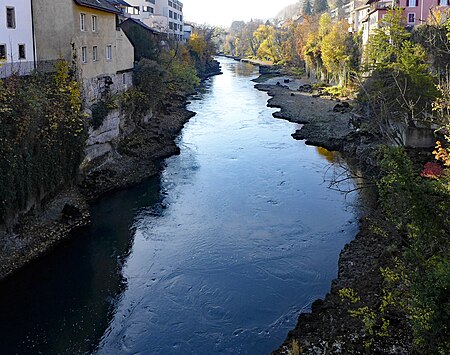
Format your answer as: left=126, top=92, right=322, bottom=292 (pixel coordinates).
left=0, top=58, right=358, bottom=354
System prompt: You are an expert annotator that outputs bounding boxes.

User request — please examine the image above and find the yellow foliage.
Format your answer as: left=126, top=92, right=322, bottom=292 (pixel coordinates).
left=189, top=33, right=207, bottom=56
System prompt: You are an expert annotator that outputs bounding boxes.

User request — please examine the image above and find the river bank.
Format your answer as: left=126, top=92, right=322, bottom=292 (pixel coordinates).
left=255, top=75, right=414, bottom=353
left=0, top=93, right=197, bottom=282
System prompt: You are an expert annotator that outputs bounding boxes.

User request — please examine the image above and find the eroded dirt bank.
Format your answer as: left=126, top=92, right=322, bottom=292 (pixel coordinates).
left=255, top=76, right=412, bottom=354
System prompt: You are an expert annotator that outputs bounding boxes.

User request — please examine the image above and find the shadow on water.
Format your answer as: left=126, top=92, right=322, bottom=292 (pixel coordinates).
left=0, top=177, right=161, bottom=354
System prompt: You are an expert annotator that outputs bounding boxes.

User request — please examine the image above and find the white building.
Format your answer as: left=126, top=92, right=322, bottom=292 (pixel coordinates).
left=183, top=24, right=192, bottom=41
left=126, top=0, right=184, bottom=40
left=0, top=0, right=35, bottom=77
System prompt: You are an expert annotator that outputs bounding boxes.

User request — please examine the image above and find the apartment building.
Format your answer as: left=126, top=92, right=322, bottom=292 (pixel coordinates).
left=0, top=0, right=35, bottom=77
left=359, top=0, right=450, bottom=44
left=398, top=0, right=450, bottom=26
left=349, top=2, right=371, bottom=33
left=126, top=0, right=184, bottom=40
left=32, top=0, right=134, bottom=103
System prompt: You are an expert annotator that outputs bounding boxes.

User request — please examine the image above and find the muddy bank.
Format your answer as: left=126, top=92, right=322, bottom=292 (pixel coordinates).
left=0, top=94, right=196, bottom=282
left=255, top=77, right=411, bottom=353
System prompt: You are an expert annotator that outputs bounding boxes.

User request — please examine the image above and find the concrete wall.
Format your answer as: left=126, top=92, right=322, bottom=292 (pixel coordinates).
left=33, top=0, right=74, bottom=64
left=0, top=0, right=35, bottom=77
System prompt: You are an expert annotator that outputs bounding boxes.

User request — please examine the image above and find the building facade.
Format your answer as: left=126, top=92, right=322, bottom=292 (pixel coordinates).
left=358, top=0, right=450, bottom=45
left=0, top=0, right=35, bottom=77
left=32, top=0, right=134, bottom=103
left=126, top=0, right=184, bottom=40
left=398, top=0, right=450, bottom=26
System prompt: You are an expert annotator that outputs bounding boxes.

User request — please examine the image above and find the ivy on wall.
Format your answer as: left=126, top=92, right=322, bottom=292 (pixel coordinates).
left=0, top=61, right=86, bottom=225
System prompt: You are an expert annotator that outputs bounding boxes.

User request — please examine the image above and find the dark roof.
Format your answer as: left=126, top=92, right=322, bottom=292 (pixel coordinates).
left=73, top=0, right=120, bottom=14
left=105, top=0, right=132, bottom=6
left=122, top=18, right=159, bottom=34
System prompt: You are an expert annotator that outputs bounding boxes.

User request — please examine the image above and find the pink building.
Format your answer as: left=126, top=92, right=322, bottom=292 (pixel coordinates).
left=361, top=0, right=449, bottom=44
left=398, top=0, right=450, bottom=26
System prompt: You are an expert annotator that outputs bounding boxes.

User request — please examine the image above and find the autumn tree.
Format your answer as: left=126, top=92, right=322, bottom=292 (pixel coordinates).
left=254, top=24, right=285, bottom=63
left=303, top=13, right=332, bottom=79
left=322, top=20, right=359, bottom=85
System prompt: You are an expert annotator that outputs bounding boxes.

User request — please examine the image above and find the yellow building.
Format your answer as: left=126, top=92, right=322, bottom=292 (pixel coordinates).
left=32, top=0, right=134, bottom=103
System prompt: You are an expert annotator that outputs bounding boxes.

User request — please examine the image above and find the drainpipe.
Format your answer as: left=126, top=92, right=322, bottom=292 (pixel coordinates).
left=30, top=0, right=37, bottom=70
left=420, top=0, right=424, bottom=23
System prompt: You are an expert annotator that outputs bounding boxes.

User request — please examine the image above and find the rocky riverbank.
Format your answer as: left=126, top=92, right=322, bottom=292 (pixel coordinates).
left=0, top=93, right=197, bottom=282
left=255, top=75, right=413, bottom=354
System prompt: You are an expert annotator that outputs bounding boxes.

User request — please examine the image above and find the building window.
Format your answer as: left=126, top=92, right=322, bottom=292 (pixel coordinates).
left=92, top=15, right=97, bottom=32
left=169, top=1, right=173, bottom=7
left=18, top=44, right=26, bottom=59
left=438, top=0, right=449, bottom=5
left=408, top=0, right=418, bottom=7
left=81, top=46, right=87, bottom=63
left=93, top=46, right=98, bottom=61
left=169, top=10, right=173, bottom=18
left=106, top=44, right=112, bottom=61
left=169, top=22, right=173, bottom=30
left=80, top=13, right=86, bottom=31
left=122, top=73, right=126, bottom=85
left=408, top=13, right=415, bottom=23
left=147, top=0, right=156, bottom=3
left=6, top=7, right=15, bottom=29
left=143, top=6, right=154, bottom=13
left=0, top=44, right=6, bottom=60
left=180, top=15, right=182, bottom=22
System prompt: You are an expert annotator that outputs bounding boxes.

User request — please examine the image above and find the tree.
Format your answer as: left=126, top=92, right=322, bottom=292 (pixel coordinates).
left=303, top=13, right=332, bottom=79
left=254, top=25, right=284, bottom=63
left=322, top=20, right=357, bottom=85
left=313, top=0, right=329, bottom=15
left=360, top=8, right=438, bottom=134
left=303, top=0, right=313, bottom=16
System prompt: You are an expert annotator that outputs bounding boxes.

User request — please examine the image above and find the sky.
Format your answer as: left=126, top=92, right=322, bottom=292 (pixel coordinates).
left=182, top=0, right=298, bottom=27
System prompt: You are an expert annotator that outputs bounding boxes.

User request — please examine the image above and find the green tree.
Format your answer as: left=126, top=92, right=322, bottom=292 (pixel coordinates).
left=313, top=0, right=329, bottom=15
left=361, top=8, right=438, bottom=131
left=303, top=0, right=313, bottom=16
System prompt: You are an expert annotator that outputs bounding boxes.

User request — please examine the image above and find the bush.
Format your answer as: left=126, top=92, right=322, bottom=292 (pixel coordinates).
left=377, top=147, right=450, bottom=353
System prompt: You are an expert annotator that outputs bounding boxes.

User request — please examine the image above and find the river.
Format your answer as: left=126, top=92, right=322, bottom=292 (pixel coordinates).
left=0, top=58, right=358, bottom=354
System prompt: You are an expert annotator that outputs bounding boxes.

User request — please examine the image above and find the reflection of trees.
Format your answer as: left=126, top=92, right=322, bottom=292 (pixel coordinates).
left=316, top=146, right=336, bottom=163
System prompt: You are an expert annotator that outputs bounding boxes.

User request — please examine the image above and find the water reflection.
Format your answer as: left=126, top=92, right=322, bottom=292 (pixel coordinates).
left=0, top=178, right=161, bottom=354
left=316, top=147, right=339, bottom=163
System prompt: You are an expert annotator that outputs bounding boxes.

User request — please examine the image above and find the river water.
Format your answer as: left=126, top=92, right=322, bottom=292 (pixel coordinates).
left=0, top=58, right=358, bottom=354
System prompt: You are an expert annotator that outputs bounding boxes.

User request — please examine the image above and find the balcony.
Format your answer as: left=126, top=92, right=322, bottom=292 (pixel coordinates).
left=367, top=0, right=395, bottom=10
